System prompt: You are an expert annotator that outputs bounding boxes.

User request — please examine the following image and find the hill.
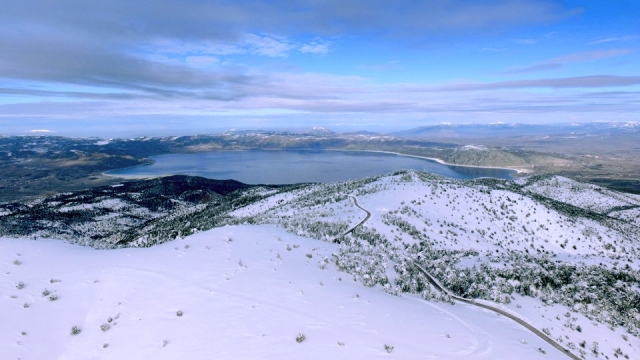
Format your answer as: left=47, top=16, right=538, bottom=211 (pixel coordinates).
left=2, top=171, right=639, bottom=358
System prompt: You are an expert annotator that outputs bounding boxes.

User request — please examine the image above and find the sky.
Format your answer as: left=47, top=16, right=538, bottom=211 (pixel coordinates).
left=0, top=0, right=639, bottom=137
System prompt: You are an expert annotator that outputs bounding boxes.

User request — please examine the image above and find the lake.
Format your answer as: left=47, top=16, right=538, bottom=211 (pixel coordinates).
left=106, top=150, right=515, bottom=184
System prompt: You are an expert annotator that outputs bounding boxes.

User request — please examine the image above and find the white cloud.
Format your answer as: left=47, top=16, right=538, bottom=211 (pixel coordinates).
left=29, top=129, right=54, bottom=133
left=588, top=35, right=639, bottom=45
left=139, top=34, right=331, bottom=71
left=299, top=42, right=330, bottom=54
left=503, top=49, right=633, bottom=74
left=147, top=40, right=243, bottom=57
left=244, top=34, right=294, bottom=57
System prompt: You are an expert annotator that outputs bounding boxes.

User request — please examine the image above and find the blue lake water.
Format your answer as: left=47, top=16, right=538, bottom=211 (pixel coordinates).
left=107, top=150, right=515, bottom=184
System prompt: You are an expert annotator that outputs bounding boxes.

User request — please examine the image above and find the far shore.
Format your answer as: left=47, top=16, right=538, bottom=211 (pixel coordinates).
left=330, top=149, right=533, bottom=174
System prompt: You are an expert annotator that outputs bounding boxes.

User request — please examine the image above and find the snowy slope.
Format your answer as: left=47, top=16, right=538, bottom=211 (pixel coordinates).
left=229, top=172, right=639, bottom=359
left=521, top=176, right=640, bottom=214
left=2, top=226, right=559, bottom=359
left=2, top=171, right=639, bottom=359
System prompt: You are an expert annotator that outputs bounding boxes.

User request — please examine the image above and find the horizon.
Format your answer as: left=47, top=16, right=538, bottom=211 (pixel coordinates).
left=2, top=120, right=640, bottom=139
left=1, top=1, right=639, bottom=136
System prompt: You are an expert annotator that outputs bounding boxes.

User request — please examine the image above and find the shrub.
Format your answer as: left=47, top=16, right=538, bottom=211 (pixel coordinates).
left=16, top=281, right=25, bottom=290
left=100, top=324, right=111, bottom=332
left=176, top=310, right=183, bottom=317
left=384, top=344, right=394, bottom=353
left=296, top=334, right=306, bottom=343
left=71, top=326, right=81, bottom=335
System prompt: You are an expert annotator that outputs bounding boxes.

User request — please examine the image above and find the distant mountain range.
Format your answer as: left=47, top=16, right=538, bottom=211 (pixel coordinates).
left=391, top=122, right=640, bottom=138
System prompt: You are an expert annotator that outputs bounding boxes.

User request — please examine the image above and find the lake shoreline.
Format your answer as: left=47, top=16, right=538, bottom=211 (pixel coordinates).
left=104, top=149, right=519, bottom=182
left=338, top=149, right=531, bottom=174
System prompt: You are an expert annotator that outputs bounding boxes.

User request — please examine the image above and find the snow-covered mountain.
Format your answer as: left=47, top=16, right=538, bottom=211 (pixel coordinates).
left=392, top=122, right=640, bottom=139
left=2, top=171, right=639, bottom=359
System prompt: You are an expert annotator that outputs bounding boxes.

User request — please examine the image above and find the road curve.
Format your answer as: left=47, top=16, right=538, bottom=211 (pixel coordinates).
left=412, top=263, right=580, bottom=360
left=335, top=195, right=580, bottom=359
left=333, top=196, right=371, bottom=243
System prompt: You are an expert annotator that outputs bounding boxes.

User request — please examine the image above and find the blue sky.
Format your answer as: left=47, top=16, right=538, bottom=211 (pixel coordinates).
left=0, top=0, right=639, bottom=136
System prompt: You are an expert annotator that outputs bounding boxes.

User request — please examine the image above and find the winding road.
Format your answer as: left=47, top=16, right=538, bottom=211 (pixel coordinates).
left=342, top=195, right=580, bottom=360
left=412, top=263, right=580, bottom=359
left=332, top=196, right=371, bottom=243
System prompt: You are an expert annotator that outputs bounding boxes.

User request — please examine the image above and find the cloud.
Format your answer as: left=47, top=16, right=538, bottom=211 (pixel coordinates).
left=503, top=49, right=633, bottom=74
left=3, top=73, right=640, bottom=121
left=244, top=34, right=294, bottom=57
left=6, top=0, right=636, bottom=131
left=588, top=35, right=639, bottom=45
left=398, top=75, right=640, bottom=93
left=0, top=0, right=574, bottom=49
left=0, top=0, right=578, bottom=101
left=29, top=129, right=54, bottom=133
left=551, top=49, right=633, bottom=63
left=299, top=42, right=330, bottom=54
left=458, top=75, right=640, bottom=90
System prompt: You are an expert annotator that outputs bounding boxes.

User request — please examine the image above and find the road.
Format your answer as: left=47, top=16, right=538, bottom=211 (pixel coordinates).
left=333, top=196, right=371, bottom=243
left=412, top=263, right=580, bottom=360
left=340, top=195, right=580, bottom=360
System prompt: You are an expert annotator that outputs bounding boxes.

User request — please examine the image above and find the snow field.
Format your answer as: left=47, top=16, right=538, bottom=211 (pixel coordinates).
left=2, top=225, right=557, bottom=359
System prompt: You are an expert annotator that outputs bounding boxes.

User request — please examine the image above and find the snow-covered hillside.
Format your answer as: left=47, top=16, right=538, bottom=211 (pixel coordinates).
left=229, top=172, right=640, bottom=359
left=3, top=226, right=560, bottom=359
left=2, top=171, right=639, bottom=359
left=521, top=176, right=640, bottom=214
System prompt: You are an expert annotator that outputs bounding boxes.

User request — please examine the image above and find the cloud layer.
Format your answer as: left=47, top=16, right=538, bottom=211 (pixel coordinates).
left=0, top=0, right=638, bottom=134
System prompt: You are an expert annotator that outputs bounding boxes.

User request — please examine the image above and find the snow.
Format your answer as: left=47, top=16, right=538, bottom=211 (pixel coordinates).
left=459, top=145, right=489, bottom=151
left=2, top=226, right=562, bottom=359
left=58, top=198, right=131, bottom=213
left=2, top=170, right=639, bottom=359
left=220, top=172, right=639, bottom=359
left=523, top=176, right=640, bottom=213
left=609, top=207, right=640, bottom=227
